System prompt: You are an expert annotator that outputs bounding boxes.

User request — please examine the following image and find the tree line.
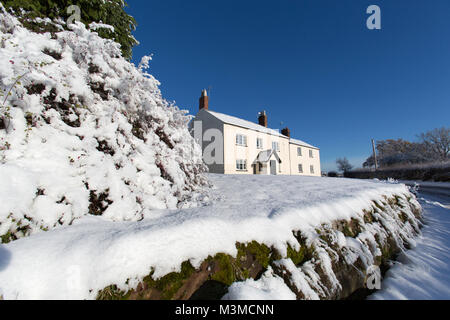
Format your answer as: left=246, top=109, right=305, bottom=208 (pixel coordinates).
left=334, top=127, right=449, bottom=174
left=363, top=127, right=449, bottom=169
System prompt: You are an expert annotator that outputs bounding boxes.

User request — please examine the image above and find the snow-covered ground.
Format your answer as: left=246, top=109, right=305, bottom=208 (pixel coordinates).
left=0, top=174, right=413, bottom=300
left=369, top=193, right=450, bottom=300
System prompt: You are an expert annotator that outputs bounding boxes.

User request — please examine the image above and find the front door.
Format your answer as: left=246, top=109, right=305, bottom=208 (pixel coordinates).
left=270, top=160, right=277, bottom=175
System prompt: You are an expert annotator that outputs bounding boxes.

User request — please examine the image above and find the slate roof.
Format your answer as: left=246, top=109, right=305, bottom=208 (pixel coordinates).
left=204, top=110, right=319, bottom=149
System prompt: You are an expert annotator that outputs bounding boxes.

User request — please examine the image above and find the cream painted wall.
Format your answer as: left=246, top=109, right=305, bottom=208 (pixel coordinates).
left=223, top=123, right=291, bottom=175
left=288, top=144, right=322, bottom=177
left=192, top=110, right=321, bottom=176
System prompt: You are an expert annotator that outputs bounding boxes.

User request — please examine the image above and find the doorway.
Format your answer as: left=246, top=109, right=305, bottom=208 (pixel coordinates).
left=270, top=160, right=277, bottom=175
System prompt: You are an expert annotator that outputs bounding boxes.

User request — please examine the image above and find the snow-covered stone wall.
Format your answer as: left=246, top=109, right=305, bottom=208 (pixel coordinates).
left=0, top=174, right=423, bottom=300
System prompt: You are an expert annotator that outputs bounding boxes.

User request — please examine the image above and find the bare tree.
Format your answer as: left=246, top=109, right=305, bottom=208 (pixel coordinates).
left=336, top=157, right=353, bottom=172
left=419, top=127, right=450, bottom=161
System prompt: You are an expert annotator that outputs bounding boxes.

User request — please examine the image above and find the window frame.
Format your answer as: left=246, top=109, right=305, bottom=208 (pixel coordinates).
left=310, top=165, right=314, bottom=174
left=236, top=134, right=248, bottom=147
left=272, top=141, right=280, bottom=152
left=236, top=159, right=247, bottom=171
left=256, top=138, right=263, bottom=149
left=297, top=147, right=302, bottom=157
left=298, top=164, right=303, bottom=173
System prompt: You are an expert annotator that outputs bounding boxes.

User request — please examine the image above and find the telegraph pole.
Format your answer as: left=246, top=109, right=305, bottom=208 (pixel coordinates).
left=372, top=139, right=378, bottom=171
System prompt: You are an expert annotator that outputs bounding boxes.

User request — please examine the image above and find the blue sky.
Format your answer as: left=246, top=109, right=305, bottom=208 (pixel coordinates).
left=126, top=0, right=450, bottom=172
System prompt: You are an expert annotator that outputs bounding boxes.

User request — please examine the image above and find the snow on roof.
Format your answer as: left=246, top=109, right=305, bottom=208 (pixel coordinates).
left=254, top=150, right=281, bottom=164
left=205, top=110, right=319, bottom=149
left=206, top=110, right=284, bottom=137
left=289, top=138, right=319, bottom=150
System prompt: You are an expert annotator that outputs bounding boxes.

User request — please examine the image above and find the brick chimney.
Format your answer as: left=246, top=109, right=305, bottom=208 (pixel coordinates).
left=199, top=89, right=209, bottom=111
left=258, top=111, right=268, bottom=127
left=281, top=127, right=290, bottom=138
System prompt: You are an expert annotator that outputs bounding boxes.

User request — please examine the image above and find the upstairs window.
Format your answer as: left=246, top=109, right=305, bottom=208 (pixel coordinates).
left=236, top=159, right=247, bottom=171
left=297, top=147, right=302, bottom=156
left=272, top=141, right=280, bottom=152
left=310, top=165, right=314, bottom=174
left=257, top=138, right=263, bottom=149
left=236, top=134, right=247, bottom=147
left=298, top=164, right=303, bottom=173
left=309, top=149, right=314, bottom=158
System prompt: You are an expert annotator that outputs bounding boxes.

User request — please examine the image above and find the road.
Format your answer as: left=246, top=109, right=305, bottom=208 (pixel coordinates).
left=369, top=185, right=450, bottom=300
left=400, top=180, right=450, bottom=198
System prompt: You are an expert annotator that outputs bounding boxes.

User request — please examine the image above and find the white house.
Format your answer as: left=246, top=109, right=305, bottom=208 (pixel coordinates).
left=191, top=90, right=321, bottom=176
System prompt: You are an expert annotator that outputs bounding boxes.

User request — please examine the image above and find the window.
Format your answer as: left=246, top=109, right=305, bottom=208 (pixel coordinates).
left=257, top=138, right=263, bottom=149
left=272, top=141, right=280, bottom=152
left=236, top=134, right=247, bottom=146
left=297, top=147, right=302, bottom=156
left=309, top=149, right=314, bottom=158
left=236, top=159, right=247, bottom=171
left=298, top=164, right=303, bottom=173
left=310, top=165, right=314, bottom=174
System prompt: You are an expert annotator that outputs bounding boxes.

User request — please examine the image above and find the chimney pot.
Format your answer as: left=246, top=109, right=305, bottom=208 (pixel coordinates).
left=199, top=89, right=209, bottom=110
left=258, top=110, right=268, bottom=127
left=281, top=127, right=291, bottom=138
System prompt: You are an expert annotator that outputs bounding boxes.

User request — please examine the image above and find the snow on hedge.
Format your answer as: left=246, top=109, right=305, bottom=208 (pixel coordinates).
left=0, top=7, right=209, bottom=241
left=0, top=174, right=419, bottom=300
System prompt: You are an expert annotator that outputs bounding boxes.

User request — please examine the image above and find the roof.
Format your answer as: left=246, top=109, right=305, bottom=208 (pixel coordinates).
left=289, top=138, right=319, bottom=150
left=206, top=110, right=284, bottom=137
left=202, top=110, right=319, bottom=149
left=254, top=149, right=282, bottom=164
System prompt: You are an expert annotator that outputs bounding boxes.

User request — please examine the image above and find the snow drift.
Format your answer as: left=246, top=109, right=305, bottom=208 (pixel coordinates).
left=0, top=7, right=209, bottom=241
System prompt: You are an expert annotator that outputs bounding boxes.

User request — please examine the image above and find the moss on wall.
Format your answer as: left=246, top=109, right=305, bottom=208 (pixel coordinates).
left=95, top=193, right=422, bottom=300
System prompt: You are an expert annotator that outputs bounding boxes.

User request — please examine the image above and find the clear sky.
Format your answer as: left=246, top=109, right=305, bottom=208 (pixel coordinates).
left=126, top=0, right=450, bottom=172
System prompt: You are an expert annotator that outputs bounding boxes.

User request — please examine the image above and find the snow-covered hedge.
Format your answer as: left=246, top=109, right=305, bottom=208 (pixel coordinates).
left=0, top=6, right=209, bottom=242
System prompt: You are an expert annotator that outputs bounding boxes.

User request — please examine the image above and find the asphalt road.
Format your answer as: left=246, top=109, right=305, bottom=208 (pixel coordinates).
left=401, top=181, right=450, bottom=198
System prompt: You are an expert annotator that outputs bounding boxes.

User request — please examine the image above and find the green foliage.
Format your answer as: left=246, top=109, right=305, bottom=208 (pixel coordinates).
left=0, top=0, right=137, bottom=59
left=137, top=261, right=196, bottom=300
left=286, top=245, right=307, bottom=266
left=96, top=284, right=130, bottom=300
left=1, top=230, right=14, bottom=244
left=97, top=261, right=196, bottom=300
left=236, top=241, right=271, bottom=268
left=209, top=253, right=236, bottom=286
